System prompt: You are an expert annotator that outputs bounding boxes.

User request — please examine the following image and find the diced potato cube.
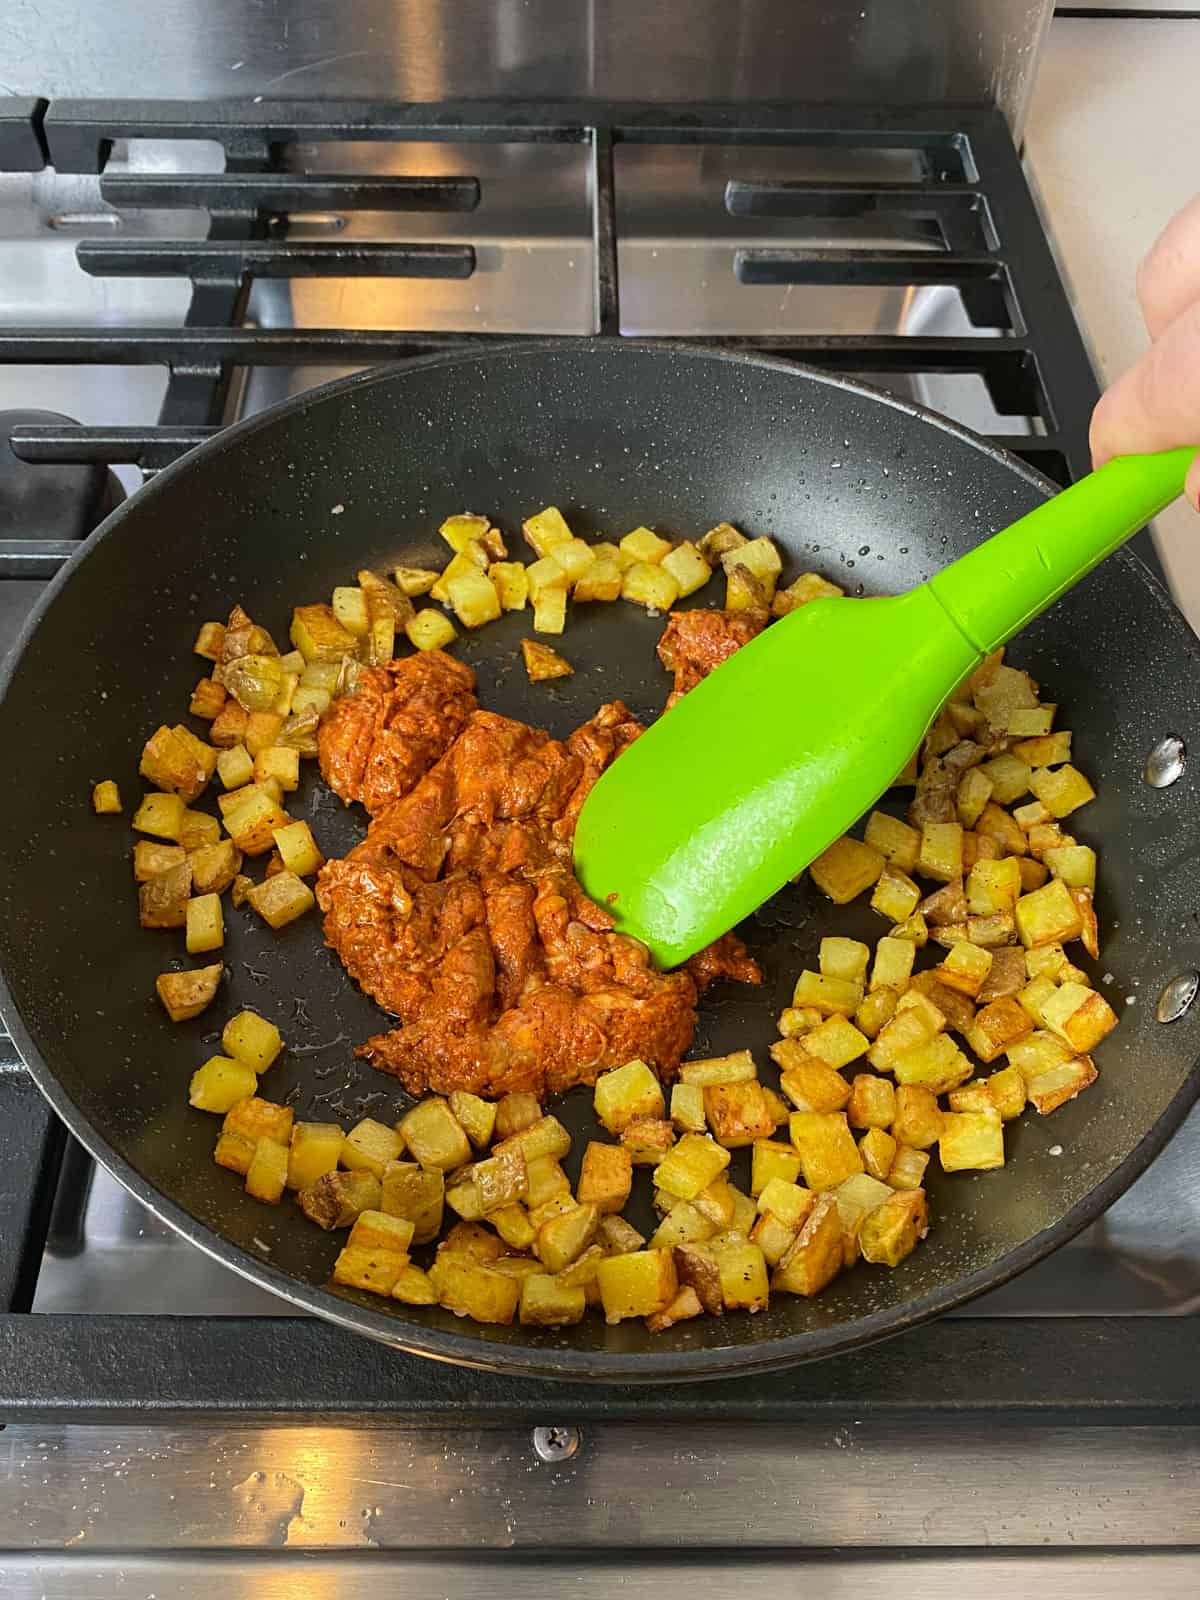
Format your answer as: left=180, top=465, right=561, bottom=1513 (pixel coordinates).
left=536, top=1203, right=599, bottom=1273
left=573, top=555, right=623, bottom=603
left=209, top=699, right=250, bottom=749
left=871, top=935, right=916, bottom=991
left=888, top=1145, right=930, bottom=1190
left=917, top=821, right=963, bottom=883
left=134, top=840, right=187, bottom=880
left=346, top=1209, right=415, bottom=1260
left=285, top=1122, right=344, bottom=1191
left=1007, top=704, right=1055, bottom=737
left=697, top=521, right=747, bottom=561
left=214, top=1129, right=255, bottom=1176
left=1043, top=844, right=1097, bottom=891
left=496, top=1115, right=572, bottom=1164
left=956, top=767, right=994, bottom=828
left=445, top=1091, right=495, bottom=1150
left=893, top=1033, right=973, bottom=1095
left=704, top=1081, right=777, bottom=1147
left=380, top=1161, right=444, bottom=1243
left=406, top=608, right=458, bottom=651
left=140, top=724, right=218, bottom=802
left=863, top=811, right=921, bottom=874
left=156, top=963, right=223, bottom=1023
left=1015, top=878, right=1083, bottom=949
left=526, top=555, right=569, bottom=600
left=834, top=1172, right=896, bottom=1265
left=715, top=1241, right=769, bottom=1312
left=1014, top=730, right=1073, bottom=768
left=185, top=892, right=224, bottom=954
left=271, top=819, right=322, bottom=880
left=891, top=1086, right=942, bottom=1149
left=442, top=1177, right=484, bottom=1223
left=521, top=638, right=573, bottom=682
left=389, top=1264, right=438, bottom=1306
left=437, top=512, right=489, bottom=555
left=619, top=525, right=672, bottom=565
left=749, top=1211, right=799, bottom=1268
left=437, top=1222, right=505, bottom=1265
left=1027, top=1055, right=1098, bottom=1113
left=332, top=1240, right=408, bottom=1296
left=946, top=1080, right=995, bottom=1113
left=868, top=1003, right=941, bottom=1073
left=966, top=995, right=1034, bottom=1062
left=494, top=1092, right=541, bottom=1140
left=532, top=585, right=568, bottom=634
left=138, top=861, right=192, bottom=928
left=216, top=744, right=254, bottom=791
left=621, top=1116, right=676, bottom=1165
left=938, top=941, right=993, bottom=998
left=446, top=568, right=502, bottom=630
left=298, top=1169, right=381, bottom=1230
left=660, top=540, right=712, bottom=598
left=679, top=1050, right=756, bottom=1087
left=810, top=836, right=884, bottom=904
left=856, top=985, right=899, bottom=1039
left=792, top=970, right=864, bottom=1017
left=775, top=1050, right=852, bottom=1115
left=594, top=1059, right=666, bottom=1133
left=519, top=1273, right=587, bottom=1327
left=245, top=1137, right=288, bottom=1204
left=577, top=1141, right=633, bottom=1214
left=847, top=1074, right=896, bottom=1130
left=772, top=1195, right=843, bottom=1296
left=1018, top=857, right=1050, bottom=893
left=860, top=1126, right=898, bottom=1180
left=772, top=571, right=844, bottom=614
left=92, top=778, right=122, bottom=815
left=330, top=585, right=370, bottom=638
left=984, top=1064, right=1028, bottom=1119
left=795, top=1016, right=868, bottom=1072
left=488, top=1204, right=535, bottom=1251
left=980, top=753, right=1032, bottom=805
left=967, top=856, right=1022, bottom=916
left=247, top=871, right=314, bottom=930
left=431, top=1260, right=520, bottom=1325
left=1029, top=763, right=1095, bottom=819
left=290, top=603, right=359, bottom=663
left=223, top=1096, right=293, bottom=1148
left=1041, top=982, right=1118, bottom=1053
left=722, top=535, right=781, bottom=584
left=194, top=620, right=226, bottom=660
left=1018, top=974, right=1060, bottom=1028
left=976, top=802, right=1027, bottom=857
left=670, top=1081, right=707, bottom=1134
left=245, top=711, right=284, bottom=758
left=133, top=791, right=187, bottom=841
left=755, top=1177, right=814, bottom=1231
left=939, top=1108, right=1004, bottom=1172
left=597, top=1248, right=679, bottom=1323
left=548, top=537, right=597, bottom=583
left=177, top=810, right=219, bottom=853
left=788, top=1111, right=863, bottom=1191
left=486, top=561, right=528, bottom=611
left=816, top=936, right=868, bottom=985
left=871, top=864, right=922, bottom=923
left=399, top=1098, right=471, bottom=1171
left=751, top=1139, right=803, bottom=1196
left=224, top=787, right=290, bottom=856
left=189, top=1055, right=257, bottom=1114
left=920, top=878, right=969, bottom=927
left=341, top=1117, right=405, bottom=1179
left=858, top=1189, right=928, bottom=1266
left=522, top=505, right=574, bottom=558
left=392, top=566, right=439, bottom=598
left=252, top=746, right=299, bottom=793
left=655, top=1133, right=731, bottom=1201
left=621, top=560, right=679, bottom=611
left=218, top=1011, right=281, bottom=1075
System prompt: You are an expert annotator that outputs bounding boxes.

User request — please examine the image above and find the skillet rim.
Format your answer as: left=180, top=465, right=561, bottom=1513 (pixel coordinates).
left=2, top=337, right=1197, bottom=1381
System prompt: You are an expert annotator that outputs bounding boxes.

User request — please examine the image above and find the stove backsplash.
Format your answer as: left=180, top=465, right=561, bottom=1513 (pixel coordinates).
left=3, top=0, right=1053, bottom=133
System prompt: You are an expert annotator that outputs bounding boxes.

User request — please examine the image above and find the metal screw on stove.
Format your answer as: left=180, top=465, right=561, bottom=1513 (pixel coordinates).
left=1156, top=970, right=1199, bottom=1024
left=532, top=1425, right=581, bottom=1463
left=1144, top=735, right=1186, bottom=788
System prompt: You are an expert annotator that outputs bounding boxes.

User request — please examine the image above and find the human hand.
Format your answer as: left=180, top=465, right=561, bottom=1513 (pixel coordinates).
left=1089, top=194, right=1200, bottom=510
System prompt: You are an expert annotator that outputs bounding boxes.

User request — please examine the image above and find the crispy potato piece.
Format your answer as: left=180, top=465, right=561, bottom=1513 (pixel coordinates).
left=209, top=699, right=250, bottom=749
left=893, top=1033, right=973, bottom=1095
left=189, top=839, right=242, bottom=895
left=134, top=840, right=186, bottom=881
left=493, top=1092, right=541, bottom=1140
left=576, top=1141, right=633, bottom=1214
left=622, top=560, right=679, bottom=611
left=772, top=1194, right=843, bottom=1296
left=810, top=836, right=885, bottom=904
left=596, top=1249, right=678, bottom=1324
left=703, top=1081, right=778, bottom=1147
left=244, top=1137, right=288, bottom=1204
left=536, top=1203, right=599, bottom=1273
left=189, top=1055, right=257, bottom=1114
left=446, top=1091, right=496, bottom=1150
left=661, top=540, right=712, bottom=598
left=847, top=1073, right=896, bottom=1130
left=214, top=1129, right=255, bottom=1176
left=792, top=970, right=864, bottom=1017
left=273, top=819, right=323, bottom=878
left=132, top=791, right=187, bottom=841
left=406, top=609, right=458, bottom=651
left=775, top=1051, right=853, bottom=1116
left=620, top=525, right=673, bottom=565
left=938, top=941, right=993, bottom=998
left=224, top=787, right=290, bottom=856
left=431, top=1260, right=521, bottom=1325
left=341, top=1117, right=405, bottom=1179
left=1041, top=983, right=1118, bottom=1053
left=247, top=871, right=315, bottom=929
left=399, top=1098, right=471, bottom=1171
left=594, top=1059, right=666, bottom=1133
left=859, top=1189, right=928, bottom=1266
left=772, top=571, right=844, bottom=615
left=670, top=1081, right=707, bottom=1133
left=532, top=586, right=568, bottom=634
left=619, top=1115, right=673, bottom=1165
left=966, top=995, right=1034, bottom=1063
left=290, top=603, right=359, bottom=664
left=1015, top=877, right=1084, bottom=949
left=891, top=1085, right=942, bottom=1150
left=859, top=1126, right=897, bottom=1181
left=178, top=809, right=220, bottom=852
left=92, top=779, right=122, bottom=814
left=521, top=639, right=573, bottom=682
left=139, top=860, right=192, bottom=928
left=788, top=1111, right=863, bottom=1191
left=655, top=1133, right=731, bottom=1201
left=140, top=724, right=217, bottom=801
left=940, top=1108, right=1004, bottom=1171
left=520, top=1274, right=587, bottom=1327
left=488, top=562, right=529, bottom=610
left=156, top=962, right=223, bottom=1022
left=194, top=620, right=226, bottom=660
left=185, top=892, right=224, bottom=954
left=299, top=1169, right=381, bottom=1230
left=1027, top=1054, right=1098, bottom=1113
left=286, top=1122, right=344, bottom=1192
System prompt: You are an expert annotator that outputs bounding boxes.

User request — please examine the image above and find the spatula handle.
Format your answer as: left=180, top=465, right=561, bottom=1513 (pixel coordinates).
left=929, top=447, right=1197, bottom=655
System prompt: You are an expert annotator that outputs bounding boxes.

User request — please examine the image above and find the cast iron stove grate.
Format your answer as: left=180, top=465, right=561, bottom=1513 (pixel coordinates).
left=0, top=94, right=1187, bottom=1424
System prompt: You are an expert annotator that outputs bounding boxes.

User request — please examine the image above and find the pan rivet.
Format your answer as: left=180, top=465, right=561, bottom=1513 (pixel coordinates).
left=532, top=1425, right=581, bottom=1463
left=1144, top=735, right=1186, bottom=788
left=1156, top=971, right=1199, bottom=1024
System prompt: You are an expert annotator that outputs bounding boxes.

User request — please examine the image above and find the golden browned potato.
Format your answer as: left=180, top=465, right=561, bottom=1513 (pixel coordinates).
left=138, top=860, right=192, bottom=928
left=155, top=963, right=223, bottom=1022
left=521, top=639, right=573, bottom=682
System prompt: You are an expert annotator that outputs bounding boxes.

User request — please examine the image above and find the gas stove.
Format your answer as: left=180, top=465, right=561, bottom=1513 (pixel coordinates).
left=1, top=91, right=1199, bottom=1588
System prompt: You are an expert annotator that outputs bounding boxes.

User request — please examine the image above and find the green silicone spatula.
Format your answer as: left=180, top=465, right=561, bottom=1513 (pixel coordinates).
left=574, top=446, right=1197, bottom=968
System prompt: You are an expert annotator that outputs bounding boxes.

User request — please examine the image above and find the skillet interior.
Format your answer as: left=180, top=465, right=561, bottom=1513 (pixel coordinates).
left=2, top=340, right=1200, bottom=1381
